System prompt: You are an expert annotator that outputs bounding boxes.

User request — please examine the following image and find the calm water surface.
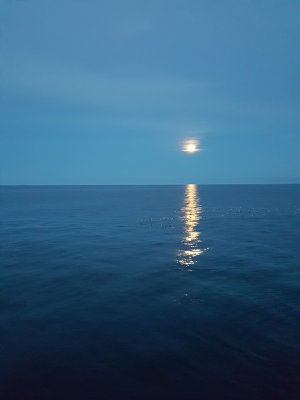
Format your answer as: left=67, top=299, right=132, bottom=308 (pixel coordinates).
left=0, top=185, right=300, bottom=399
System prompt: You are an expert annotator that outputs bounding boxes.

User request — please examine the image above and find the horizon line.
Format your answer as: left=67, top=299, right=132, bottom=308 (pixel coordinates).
left=1, top=183, right=300, bottom=187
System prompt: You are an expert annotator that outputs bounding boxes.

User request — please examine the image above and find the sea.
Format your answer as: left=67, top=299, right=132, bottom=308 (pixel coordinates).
left=0, top=184, right=299, bottom=399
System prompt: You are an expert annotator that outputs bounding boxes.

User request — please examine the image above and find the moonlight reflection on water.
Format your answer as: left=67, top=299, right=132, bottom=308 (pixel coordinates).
left=177, top=184, right=204, bottom=268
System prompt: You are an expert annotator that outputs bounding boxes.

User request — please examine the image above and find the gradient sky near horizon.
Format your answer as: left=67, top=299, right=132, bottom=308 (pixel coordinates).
left=0, top=0, right=299, bottom=184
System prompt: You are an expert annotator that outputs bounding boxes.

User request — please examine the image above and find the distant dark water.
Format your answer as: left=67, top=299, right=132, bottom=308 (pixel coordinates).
left=0, top=185, right=300, bottom=400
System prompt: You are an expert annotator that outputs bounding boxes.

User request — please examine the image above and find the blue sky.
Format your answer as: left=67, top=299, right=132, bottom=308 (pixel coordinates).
left=0, top=0, right=299, bottom=184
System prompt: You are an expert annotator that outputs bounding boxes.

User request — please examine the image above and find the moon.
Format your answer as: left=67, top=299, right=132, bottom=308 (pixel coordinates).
left=182, top=139, right=200, bottom=153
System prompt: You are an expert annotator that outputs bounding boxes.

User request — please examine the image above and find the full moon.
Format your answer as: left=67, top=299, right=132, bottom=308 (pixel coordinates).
left=182, top=139, right=200, bottom=153
left=186, top=143, right=197, bottom=153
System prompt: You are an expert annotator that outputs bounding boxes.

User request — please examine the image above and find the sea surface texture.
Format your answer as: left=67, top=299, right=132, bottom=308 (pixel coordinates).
left=0, top=185, right=299, bottom=400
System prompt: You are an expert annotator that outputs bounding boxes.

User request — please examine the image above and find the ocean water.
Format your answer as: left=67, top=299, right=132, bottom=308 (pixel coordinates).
left=0, top=184, right=300, bottom=400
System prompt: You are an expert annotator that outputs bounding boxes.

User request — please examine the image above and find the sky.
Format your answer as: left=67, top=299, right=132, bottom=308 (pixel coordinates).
left=0, top=0, right=299, bottom=184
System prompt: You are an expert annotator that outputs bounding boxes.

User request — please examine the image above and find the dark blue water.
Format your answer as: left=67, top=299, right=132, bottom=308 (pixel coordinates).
left=1, top=185, right=300, bottom=400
